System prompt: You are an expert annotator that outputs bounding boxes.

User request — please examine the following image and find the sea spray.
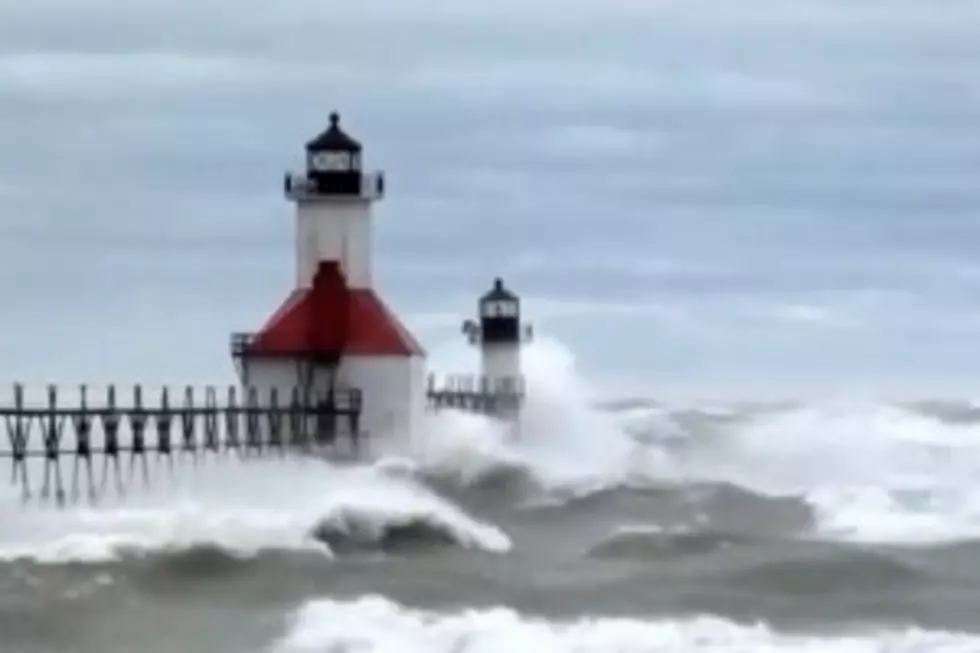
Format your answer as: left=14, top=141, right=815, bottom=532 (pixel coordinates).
left=0, top=455, right=510, bottom=564
left=662, top=401, right=980, bottom=544
left=4, top=334, right=972, bottom=565
left=411, top=336, right=980, bottom=545
left=400, top=336, right=667, bottom=497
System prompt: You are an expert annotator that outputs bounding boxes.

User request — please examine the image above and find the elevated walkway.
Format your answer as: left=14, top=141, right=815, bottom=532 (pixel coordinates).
left=425, top=374, right=525, bottom=417
left=0, top=383, right=362, bottom=505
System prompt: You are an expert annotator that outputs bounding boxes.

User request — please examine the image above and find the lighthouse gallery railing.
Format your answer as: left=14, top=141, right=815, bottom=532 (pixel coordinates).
left=0, top=383, right=362, bottom=505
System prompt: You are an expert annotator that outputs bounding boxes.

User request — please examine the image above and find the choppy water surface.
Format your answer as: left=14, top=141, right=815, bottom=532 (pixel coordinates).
left=3, top=340, right=980, bottom=652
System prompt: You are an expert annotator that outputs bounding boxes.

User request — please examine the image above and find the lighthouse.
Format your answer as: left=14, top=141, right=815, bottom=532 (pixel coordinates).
left=424, top=278, right=534, bottom=419
left=230, top=113, right=426, bottom=453
left=461, top=278, right=533, bottom=410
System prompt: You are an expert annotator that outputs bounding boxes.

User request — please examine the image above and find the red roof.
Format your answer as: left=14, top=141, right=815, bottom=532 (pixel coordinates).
left=247, top=261, right=425, bottom=359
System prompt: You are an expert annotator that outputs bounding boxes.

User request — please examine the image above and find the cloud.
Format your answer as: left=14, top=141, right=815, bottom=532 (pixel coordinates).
left=0, top=180, right=19, bottom=199
left=1, top=0, right=979, bottom=395
left=0, top=52, right=258, bottom=91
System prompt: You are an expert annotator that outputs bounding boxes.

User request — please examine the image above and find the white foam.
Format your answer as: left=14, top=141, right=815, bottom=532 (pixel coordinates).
left=271, top=595, right=979, bottom=653
left=669, top=402, right=980, bottom=544
left=404, top=408, right=531, bottom=487
left=0, top=335, right=677, bottom=565
left=0, top=457, right=510, bottom=564
left=1, top=334, right=644, bottom=564
left=419, top=334, right=980, bottom=546
left=6, top=332, right=974, bottom=556
left=403, top=337, right=666, bottom=497
left=310, top=472, right=511, bottom=553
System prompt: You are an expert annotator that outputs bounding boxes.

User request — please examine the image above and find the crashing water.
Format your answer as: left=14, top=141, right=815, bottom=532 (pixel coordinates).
left=273, top=596, right=979, bottom=653
left=3, top=337, right=980, bottom=651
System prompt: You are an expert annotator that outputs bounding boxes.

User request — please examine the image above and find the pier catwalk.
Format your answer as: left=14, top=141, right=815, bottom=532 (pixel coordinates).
left=0, top=383, right=362, bottom=505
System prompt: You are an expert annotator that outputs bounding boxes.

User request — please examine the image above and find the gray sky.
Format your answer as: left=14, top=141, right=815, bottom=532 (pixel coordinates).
left=1, top=1, right=980, bottom=398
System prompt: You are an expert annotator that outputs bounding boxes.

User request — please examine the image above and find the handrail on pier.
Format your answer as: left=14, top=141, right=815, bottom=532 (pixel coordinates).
left=425, top=373, right=526, bottom=416
left=0, top=382, right=363, bottom=506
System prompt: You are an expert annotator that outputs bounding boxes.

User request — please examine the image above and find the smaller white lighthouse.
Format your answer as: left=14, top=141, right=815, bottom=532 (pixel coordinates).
left=462, top=278, right=533, bottom=399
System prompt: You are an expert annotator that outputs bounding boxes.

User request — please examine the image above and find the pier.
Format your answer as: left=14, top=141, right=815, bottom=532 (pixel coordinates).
left=0, top=116, right=535, bottom=508
left=426, top=374, right=526, bottom=416
left=0, top=383, right=362, bottom=505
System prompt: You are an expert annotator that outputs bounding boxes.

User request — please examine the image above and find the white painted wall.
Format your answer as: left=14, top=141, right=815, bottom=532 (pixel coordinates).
left=234, top=359, right=363, bottom=455
left=238, top=359, right=337, bottom=400
left=240, top=354, right=425, bottom=459
left=341, top=354, right=425, bottom=455
left=480, top=344, right=522, bottom=393
left=295, top=199, right=373, bottom=289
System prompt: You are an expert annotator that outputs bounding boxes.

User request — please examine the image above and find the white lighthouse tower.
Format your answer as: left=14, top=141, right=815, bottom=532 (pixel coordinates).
left=231, top=112, right=426, bottom=454
left=462, top=278, right=533, bottom=406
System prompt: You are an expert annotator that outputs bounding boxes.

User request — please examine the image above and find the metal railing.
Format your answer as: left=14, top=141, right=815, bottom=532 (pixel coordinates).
left=283, top=171, right=385, bottom=201
left=0, top=383, right=362, bottom=505
left=425, top=373, right=526, bottom=417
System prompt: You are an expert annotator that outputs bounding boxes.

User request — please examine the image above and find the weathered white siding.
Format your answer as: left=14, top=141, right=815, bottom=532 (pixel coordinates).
left=295, top=199, right=373, bottom=289
left=341, top=354, right=426, bottom=455
left=480, top=343, right=522, bottom=393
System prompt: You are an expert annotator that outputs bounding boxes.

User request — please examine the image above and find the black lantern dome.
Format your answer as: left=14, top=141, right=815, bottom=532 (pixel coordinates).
left=479, top=277, right=520, bottom=344
left=305, top=112, right=363, bottom=195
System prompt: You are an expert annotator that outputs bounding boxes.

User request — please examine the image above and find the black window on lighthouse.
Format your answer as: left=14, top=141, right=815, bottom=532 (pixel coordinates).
left=305, top=112, right=363, bottom=196
left=480, top=278, right=520, bottom=344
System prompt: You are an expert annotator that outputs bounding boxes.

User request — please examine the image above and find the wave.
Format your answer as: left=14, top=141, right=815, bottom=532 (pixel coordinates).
left=3, top=335, right=979, bottom=564
left=588, top=524, right=764, bottom=559
left=270, top=595, right=980, bottom=653
left=539, top=390, right=980, bottom=547
left=0, top=460, right=510, bottom=565
left=667, top=402, right=980, bottom=545
left=306, top=477, right=510, bottom=554
left=721, top=547, right=926, bottom=593
left=587, top=524, right=933, bottom=592
left=383, top=337, right=980, bottom=548
left=390, top=409, right=540, bottom=492
left=400, top=338, right=673, bottom=500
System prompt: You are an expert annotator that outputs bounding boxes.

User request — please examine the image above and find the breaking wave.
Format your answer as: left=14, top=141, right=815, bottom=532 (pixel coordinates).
left=270, top=595, right=980, bottom=653
left=0, top=460, right=510, bottom=565
left=400, top=337, right=668, bottom=500
left=306, top=476, right=510, bottom=554
left=2, top=334, right=979, bottom=570
left=410, top=337, right=980, bottom=546
left=660, top=402, right=980, bottom=545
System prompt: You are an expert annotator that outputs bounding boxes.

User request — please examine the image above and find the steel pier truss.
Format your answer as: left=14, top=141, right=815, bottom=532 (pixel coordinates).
left=0, top=383, right=362, bottom=505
